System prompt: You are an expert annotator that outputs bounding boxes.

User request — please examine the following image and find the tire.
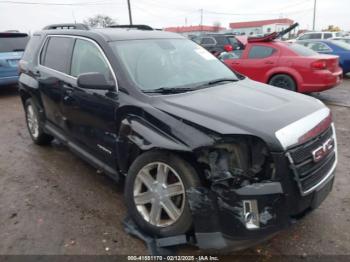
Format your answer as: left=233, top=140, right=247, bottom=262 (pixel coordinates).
left=125, top=151, right=201, bottom=237
left=268, top=74, right=296, bottom=91
left=24, top=99, right=53, bottom=145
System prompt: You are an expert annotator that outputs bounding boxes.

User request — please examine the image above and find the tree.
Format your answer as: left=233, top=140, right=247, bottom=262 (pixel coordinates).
left=83, top=15, right=117, bottom=28
left=323, top=25, right=341, bottom=32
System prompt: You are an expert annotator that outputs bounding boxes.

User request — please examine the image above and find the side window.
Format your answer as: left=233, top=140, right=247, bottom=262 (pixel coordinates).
left=299, top=34, right=310, bottom=40
left=324, top=33, right=332, bottom=39
left=70, top=39, right=113, bottom=82
left=215, top=36, right=229, bottom=45
left=309, top=33, right=322, bottom=39
left=248, top=45, right=276, bottom=59
left=308, top=42, right=332, bottom=52
left=200, top=37, right=216, bottom=46
left=41, top=36, right=74, bottom=74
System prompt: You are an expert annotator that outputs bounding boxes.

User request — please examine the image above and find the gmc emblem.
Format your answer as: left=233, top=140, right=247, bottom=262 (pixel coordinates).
left=312, top=138, right=334, bottom=162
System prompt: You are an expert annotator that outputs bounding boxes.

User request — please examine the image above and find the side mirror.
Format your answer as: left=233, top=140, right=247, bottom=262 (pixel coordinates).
left=77, top=72, right=115, bottom=91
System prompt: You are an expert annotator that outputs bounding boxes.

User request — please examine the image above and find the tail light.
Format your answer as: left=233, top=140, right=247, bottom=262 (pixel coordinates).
left=311, top=60, right=327, bottom=70
left=224, top=44, right=233, bottom=52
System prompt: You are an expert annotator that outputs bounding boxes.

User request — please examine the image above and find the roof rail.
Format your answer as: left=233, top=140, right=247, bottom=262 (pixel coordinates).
left=43, top=23, right=89, bottom=30
left=108, top=24, right=153, bottom=31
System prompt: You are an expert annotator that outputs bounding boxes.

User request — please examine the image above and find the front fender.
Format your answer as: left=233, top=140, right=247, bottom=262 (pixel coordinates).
left=116, top=108, right=215, bottom=173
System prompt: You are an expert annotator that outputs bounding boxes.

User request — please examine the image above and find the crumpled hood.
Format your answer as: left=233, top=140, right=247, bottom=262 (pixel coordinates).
left=153, top=79, right=327, bottom=151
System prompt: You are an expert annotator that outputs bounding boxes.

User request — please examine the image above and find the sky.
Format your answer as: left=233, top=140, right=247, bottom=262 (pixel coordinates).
left=0, top=0, right=348, bottom=34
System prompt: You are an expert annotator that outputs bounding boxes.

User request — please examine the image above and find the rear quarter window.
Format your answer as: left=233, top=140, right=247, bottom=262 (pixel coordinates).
left=40, top=36, right=74, bottom=74
left=248, top=45, right=276, bottom=59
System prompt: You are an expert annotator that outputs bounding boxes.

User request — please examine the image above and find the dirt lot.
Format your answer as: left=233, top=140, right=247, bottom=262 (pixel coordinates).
left=0, top=78, right=350, bottom=257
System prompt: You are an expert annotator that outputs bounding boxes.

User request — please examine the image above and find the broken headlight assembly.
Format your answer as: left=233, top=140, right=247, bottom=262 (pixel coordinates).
left=197, top=137, right=276, bottom=188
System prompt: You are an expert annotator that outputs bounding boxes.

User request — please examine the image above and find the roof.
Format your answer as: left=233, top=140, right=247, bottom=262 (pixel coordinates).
left=229, top=19, right=294, bottom=29
left=37, top=28, right=183, bottom=41
left=164, top=25, right=226, bottom=33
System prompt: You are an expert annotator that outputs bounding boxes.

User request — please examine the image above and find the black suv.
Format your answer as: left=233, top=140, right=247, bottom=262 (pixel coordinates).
left=193, top=34, right=244, bottom=56
left=18, top=24, right=337, bottom=251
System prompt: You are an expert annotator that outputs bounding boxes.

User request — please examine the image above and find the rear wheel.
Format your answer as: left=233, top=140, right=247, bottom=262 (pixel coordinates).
left=268, top=74, right=296, bottom=91
left=25, top=99, right=53, bottom=145
left=125, top=151, right=201, bottom=237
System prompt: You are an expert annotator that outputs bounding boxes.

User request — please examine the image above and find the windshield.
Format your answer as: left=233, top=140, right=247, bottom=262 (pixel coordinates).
left=0, top=34, right=29, bottom=53
left=288, top=43, right=319, bottom=56
left=110, top=39, right=238, bottom=92
left=330, top=40, right=350, bottom=51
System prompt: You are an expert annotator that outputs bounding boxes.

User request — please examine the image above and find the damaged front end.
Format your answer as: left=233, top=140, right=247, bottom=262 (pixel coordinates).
left=187, top=137, right=290, bottom=250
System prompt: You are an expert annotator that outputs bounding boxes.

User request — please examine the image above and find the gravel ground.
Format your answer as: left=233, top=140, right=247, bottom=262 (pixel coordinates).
left=0, top=78, right=349, bottom=257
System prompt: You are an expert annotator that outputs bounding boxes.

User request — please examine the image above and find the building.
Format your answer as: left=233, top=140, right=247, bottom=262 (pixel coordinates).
left=164, top=25, right=226, bottom=36
left=228, top=18, right=294, bottom=36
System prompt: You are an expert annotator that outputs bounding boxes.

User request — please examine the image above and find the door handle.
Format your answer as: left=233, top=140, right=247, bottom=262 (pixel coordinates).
left=265, top=61, right=274, bottom=65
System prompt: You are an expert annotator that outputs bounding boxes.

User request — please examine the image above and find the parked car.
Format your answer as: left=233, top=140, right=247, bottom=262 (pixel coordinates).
left=193, top=34, right=244, bottom=56
left=220, top=37, right=342, bottom=93
left=330, top=37, right=350, bottom=44
left=297, top=39, right=350, bottom=75
left=0, top=32, right=29, bottom=86
left=18, top=24, right=337, bottom=251
left=296, top=31, right=343, bottom=41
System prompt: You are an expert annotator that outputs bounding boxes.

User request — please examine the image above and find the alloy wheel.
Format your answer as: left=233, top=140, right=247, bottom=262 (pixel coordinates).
left=26, top=104, right=39, bottom=138
left=133, top=162, right=186, bottom=227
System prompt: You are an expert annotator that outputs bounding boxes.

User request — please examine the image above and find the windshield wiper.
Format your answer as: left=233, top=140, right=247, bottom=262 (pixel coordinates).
left=143, top=87, right=196, bottom=94
left=207, top=78, right=239, bottom=85
left=143, top=78, right=239, bottom=94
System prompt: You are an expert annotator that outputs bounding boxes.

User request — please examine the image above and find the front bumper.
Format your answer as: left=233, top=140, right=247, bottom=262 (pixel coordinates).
left=187, top=151, right=335, bottom=250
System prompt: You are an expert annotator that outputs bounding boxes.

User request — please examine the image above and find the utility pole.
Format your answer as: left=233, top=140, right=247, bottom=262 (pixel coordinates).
left=127, top=0, right=133, bottom=25
left=312, top=0, right=317, bottom=30
left=200, top=9, right=203, bottom=31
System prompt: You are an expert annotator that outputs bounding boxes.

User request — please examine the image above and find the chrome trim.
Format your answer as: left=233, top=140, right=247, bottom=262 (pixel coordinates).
left=275, top=107, right=330, bottom=150
left=37, top=34, right=118, bottom=91
left=287, top=123, right=337, bottom=196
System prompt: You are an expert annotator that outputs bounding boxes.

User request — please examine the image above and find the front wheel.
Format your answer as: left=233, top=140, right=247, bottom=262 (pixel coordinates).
left=125, top=151, right=201, bottom=237
left=268, top=74, right=296, bottom=91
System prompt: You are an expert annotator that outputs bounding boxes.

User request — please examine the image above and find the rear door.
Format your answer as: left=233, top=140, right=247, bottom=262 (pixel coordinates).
left=231, top=44, right=278, bottom=82
left=0, top=33, right=29, bottom=82
left=37, top=36, right=75, bottom=129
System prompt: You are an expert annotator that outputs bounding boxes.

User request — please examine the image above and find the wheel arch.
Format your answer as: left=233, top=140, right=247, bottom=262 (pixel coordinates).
left=266, top=68, right=302, bottom=91
left=115, top=106, right=215, bottom=175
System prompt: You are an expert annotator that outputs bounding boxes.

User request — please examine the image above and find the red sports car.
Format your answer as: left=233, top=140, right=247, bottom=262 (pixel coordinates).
left=220, top=36, right=343, bottom=93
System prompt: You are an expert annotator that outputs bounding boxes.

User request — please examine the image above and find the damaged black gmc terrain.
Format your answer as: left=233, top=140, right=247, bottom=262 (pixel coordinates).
left=18, top=24, right=337, bottom=250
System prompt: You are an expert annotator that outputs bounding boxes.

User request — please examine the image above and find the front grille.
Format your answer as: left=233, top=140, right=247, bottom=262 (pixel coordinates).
left=287, top=125, right=336, bottom=195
